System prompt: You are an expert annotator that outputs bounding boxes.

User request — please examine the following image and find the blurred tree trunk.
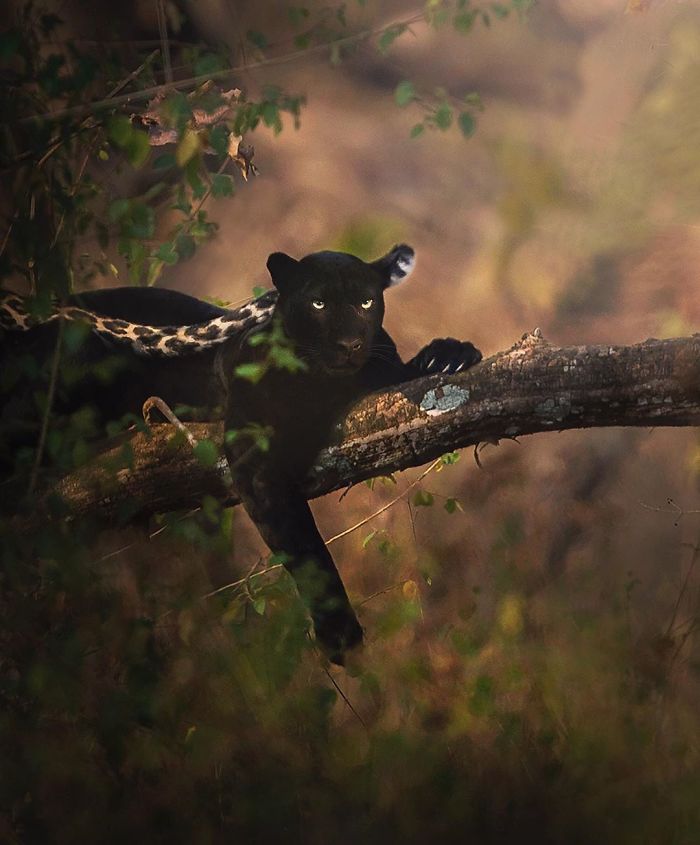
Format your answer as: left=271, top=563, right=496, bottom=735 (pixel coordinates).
left=43, top=330, right=700, bottom=524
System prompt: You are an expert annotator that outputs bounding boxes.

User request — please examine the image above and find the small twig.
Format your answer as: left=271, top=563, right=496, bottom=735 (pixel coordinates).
left=27, top=316, right=64, bottom=495
left=407, top=499, right=417, bottom=547
left=669, top=616, right=699, bottom=669
left=358, top=579, right=411, bottom=607
left=156, top=0, right=173, bottom=84
left=95, top=506, right=202, bottom=563
left=321, top=661, right=366, bottom=728
left=49, top=143, right=92, bottom=249
left=325, top=458, right=441, bottom=545
left=108, top=49, right=161, bottom=100
left=337, top=483, right=354, bottom=503
left=191, top=156, right=232, bottom=219
left=142, top=396, right=199, bottom=448
left=198, top=564, right=284, bottom=604
left=666, top=539, right=700, bottom=638
left=671, top=614, right=700, bottom=640
left=156, top=558, right=274, bottom=622
left=33, top=50, right=159, bottom=172
left=16, top=10, right=425, bottom=126
left=0, top=219, right=14, bottom=259
left=639, top=497, right=700, bottom=526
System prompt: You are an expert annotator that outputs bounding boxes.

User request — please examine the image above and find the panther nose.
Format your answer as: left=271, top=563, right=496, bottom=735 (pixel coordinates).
left=336, top=338, right=363, bottom=355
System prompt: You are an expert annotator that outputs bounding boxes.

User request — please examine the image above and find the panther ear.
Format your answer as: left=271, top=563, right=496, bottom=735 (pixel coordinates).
left=267, top=252, right=299, bottom=292
left=371, top=244, right=416, bottom=288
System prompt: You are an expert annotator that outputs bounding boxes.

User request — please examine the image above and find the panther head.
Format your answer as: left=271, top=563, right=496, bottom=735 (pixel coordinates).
left=266, top=244, right=415, bottom=375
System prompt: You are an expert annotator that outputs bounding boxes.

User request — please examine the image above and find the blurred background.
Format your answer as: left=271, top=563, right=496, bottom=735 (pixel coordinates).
left=4, top=0, right=700, bottom=841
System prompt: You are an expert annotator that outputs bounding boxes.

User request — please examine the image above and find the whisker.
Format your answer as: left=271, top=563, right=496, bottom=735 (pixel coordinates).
left=369, top=352, right=399, bottom=364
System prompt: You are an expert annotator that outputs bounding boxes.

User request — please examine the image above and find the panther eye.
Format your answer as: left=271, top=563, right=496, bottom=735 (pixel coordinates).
left=311, top=300, right=325, bottom=310
left=361, top=298, right=374, bottom=310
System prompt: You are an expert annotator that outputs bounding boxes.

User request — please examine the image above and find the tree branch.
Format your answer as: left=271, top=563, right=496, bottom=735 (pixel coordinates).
left=51, top=331, right=700, bottom=523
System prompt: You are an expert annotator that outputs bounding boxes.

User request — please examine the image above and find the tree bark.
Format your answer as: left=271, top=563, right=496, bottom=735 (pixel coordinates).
left=50, top=331, right=700, bottom=523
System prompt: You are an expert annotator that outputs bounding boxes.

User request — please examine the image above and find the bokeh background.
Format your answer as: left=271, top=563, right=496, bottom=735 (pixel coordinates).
left=5, top=0, right=700, bottom=841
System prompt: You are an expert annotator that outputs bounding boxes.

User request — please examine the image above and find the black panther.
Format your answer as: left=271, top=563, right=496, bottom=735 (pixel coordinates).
left=0, top=244, right=482, bottom=663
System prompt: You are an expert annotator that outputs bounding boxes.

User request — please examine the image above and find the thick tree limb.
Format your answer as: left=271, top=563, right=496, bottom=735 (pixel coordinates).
left=53, top=331, right=700, bottom=523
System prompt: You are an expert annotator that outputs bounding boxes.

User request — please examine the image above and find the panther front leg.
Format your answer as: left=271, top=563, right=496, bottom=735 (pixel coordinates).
left=227, top=453, right=363, bottom=665
left=407, top=337, right=482, bottom=376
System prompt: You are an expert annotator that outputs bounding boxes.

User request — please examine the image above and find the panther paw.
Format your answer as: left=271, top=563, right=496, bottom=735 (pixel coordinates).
left=413, top=338, right=482, bottom=375
left=313, top=607, right=364, bottom=667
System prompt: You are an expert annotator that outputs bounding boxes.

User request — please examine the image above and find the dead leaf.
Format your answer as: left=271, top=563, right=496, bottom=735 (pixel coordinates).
left=230, top=138, right=259, bottom=180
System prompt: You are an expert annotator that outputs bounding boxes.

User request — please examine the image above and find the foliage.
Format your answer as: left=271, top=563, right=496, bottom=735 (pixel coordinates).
left=1, top=14, right=303, bottom=293
left=3, top=1, right=700, bottom=842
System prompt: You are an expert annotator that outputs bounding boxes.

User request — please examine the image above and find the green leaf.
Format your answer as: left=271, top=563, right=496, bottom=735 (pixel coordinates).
left=464, top=91, right=483, bottom=109
left=413, top=490, right=434, bottom=507
left=261, top=101, right=282, bottom=133
left=234, top=363, right=266, bottom=383
left=253, top=430, right=270, bottom=452
left=209, top=125, right=229, bottom=157
left=172, top=186, right=192, bottom=215
left=247, top=30, right=268, bottom=50
left=107, top=199, right=130, bottom=223
left=175, top=233, right=196, bottom=260
left=63, top=320, right=91, bottom=353
left=410, top=123, right=425, bottom=139
left=444, top=497, right=463, bottom=514
left=146, top=258, right=164, bottom=287
left=269, top=346, right=306, bottom=373
left=453, top=10, right=477, bottom=33
left=252, top=597, right=266, bottom=616
left=211, top=173, right=234, bottom=198
left=434, top=103, right=452, bottom=130
left=156, top=241, right=178, bottom=265
left=153, top=153, right=176, bottom=170
left=162, top=91, right=192, bottom=130
left=124, top=130, right=150, bottom=168
left=458, top=111, right=476, bottom=137
left=362, top=530, right=377, bottom=549
left=378, top=23, right=407, bottom=54
left=184, top=159, right=205, bottom=198
left=190, top=211, right=216, bottom=238
left=124, top=239, right=147, bottom=282
left=176, top=128, right=201, bottom=167
left=440, top=451, right=460, bottom=466
left=395, top=80, right=415, bottom=107
left=247, top=332, right=268, bottom=347
left=193, top=439, right=219, bottom=468
left=127, top=203, right=155, bottom=239
left=195, top=52, right=225, bottom=76
left=107, top=114, right=132, bottom=147
left=433, top=9, right=450, bottom=27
